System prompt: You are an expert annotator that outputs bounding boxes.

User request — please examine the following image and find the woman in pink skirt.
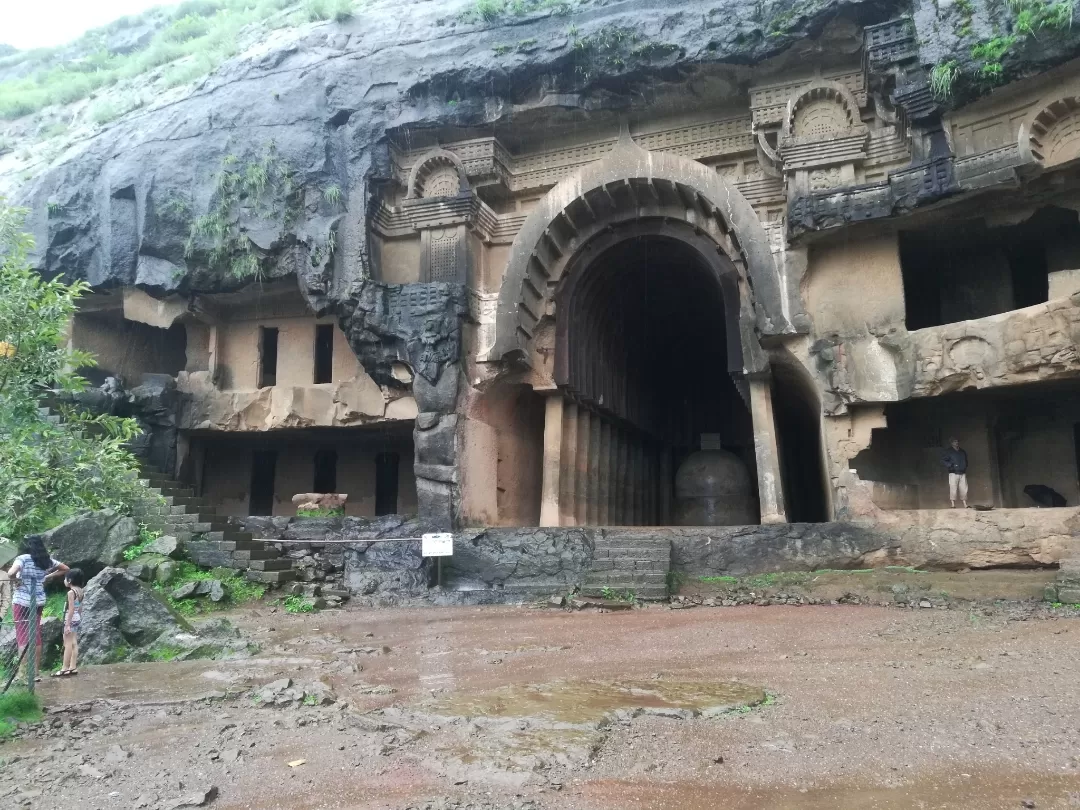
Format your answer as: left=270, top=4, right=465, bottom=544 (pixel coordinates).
left=8, top=536, right=68, bottom=676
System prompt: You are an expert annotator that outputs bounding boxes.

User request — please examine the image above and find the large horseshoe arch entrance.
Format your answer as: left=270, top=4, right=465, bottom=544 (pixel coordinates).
left=546, top=223, right=756, bottom=525
left=486, top=141, right=800, bottom=527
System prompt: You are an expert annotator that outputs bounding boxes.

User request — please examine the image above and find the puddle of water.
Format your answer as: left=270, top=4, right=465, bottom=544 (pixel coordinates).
left=425, top=679, right=765, bottom=725
left=413, top=679, right=765, bottom=784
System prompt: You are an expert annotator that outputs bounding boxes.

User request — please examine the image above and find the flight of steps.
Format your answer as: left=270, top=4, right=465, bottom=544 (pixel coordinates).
left=579, top=533, right=671, bottom=601
left=135, top=464, right=295, bottom=586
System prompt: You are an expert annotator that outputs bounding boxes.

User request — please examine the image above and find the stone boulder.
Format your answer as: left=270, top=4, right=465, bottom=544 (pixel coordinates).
left=39, top=510, right=138, bottom=574
left=344, top=540, right=431, bottom=597
left=291, top=493, right=348, bottom=512
left=79, top=567, right=190, bottom=664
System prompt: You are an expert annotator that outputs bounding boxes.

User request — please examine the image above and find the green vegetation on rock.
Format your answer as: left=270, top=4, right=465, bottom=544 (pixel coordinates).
left=184, top=142, right=300, bottom=280
left=153, top=561, right=266, bottom=616
left=123, top=524, right=163, bottom=561
left=931, top=0, right=1077, bottom=99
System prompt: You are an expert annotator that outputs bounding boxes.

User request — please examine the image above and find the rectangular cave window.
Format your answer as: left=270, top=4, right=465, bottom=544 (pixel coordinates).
left=900, top=207, right=1080, bottom=330
left=375, top=452, right=400, bottom=516
left=314, top=324, right=334, bottom=384
left=249, top=449, right=277, bottom=516
left=314, top=448, right=338, bottom=494
left=258, top=327, right=279, bottom=388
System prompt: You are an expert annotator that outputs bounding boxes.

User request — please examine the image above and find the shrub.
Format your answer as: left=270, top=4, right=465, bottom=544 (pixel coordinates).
left=332, top=0, right=356, bottom=22
left=166, top=14, right=213, bottom=43
left=0, top=202, right=147, bottom=540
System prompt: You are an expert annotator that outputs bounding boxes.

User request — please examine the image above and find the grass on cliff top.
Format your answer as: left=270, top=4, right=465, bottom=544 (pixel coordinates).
left=0, top=0, right=358, bottom=121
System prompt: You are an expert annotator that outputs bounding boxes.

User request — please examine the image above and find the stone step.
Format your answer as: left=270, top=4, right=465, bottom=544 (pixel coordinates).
left=592, top=547, right=670, bottom=561
left=200, top=530, right=255, bottom=545
left=162, top=495, right=210, bottom=509
left=193, top=538, right=264, bottom=552
left=244, top=558, right=294, bottom=572
left=245, top=569, right=295, bottom=585
left=594, top=536, right=671, bottom=548
left=591, top=557, right=665, bottom=570
left=583, top=572, right=668, bottom=587
left=497, top=583, right=576, bottom=595
left=145, top=486, right=196, bottom=499
left=232, top=547, right=282, bottom=562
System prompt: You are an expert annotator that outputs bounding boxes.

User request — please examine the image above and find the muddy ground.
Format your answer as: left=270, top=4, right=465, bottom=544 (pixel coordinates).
left=4, top=598, right=1080, bottom=810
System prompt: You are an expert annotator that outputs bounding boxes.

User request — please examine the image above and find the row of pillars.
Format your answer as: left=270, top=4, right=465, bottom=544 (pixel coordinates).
left=538, top=379, right=788, bottom=527
left=539, top=396, right=670, bottom=527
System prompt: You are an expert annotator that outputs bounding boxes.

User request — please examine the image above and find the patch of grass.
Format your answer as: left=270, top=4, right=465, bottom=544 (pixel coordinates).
left=147, top=645, right=185, bottom=662
left=0, top=690, right=42, bottom=737
left=700, top=575, right=738, bottom=584
left=123, top=523, right=161, bottom=561
left=332, top=0, right=356, bottom=22
left=296, top=506, right=344, bottom=517
left=600, top=587, right=635, bottom=602
left=152, top=561, right=267, bottom=617
left=0, top=0, right=362, bottom=121
left=284, top=595, right=317, bottom=614
left=930, top=60, right=961, bottom=100
left=322, top=183, right=343, bottom=205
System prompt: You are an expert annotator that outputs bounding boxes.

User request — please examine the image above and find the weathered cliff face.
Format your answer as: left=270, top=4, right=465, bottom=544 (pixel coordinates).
left=8, top=0, right=916, bottom=304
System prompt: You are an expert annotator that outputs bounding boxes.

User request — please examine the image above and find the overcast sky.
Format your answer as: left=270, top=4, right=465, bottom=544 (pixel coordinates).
left=5, top=0, right=171, bottom=50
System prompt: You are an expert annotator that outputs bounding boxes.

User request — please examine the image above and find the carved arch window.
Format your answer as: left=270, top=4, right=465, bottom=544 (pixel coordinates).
left=405, top=149, right=470, bottom=199
left=782, top=83, right=862, bottom=141
left=1028, top=97, right=1080, bottom=167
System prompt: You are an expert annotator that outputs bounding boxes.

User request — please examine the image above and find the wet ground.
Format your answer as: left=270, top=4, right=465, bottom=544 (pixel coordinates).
left=6, top=600, right=1080, bottom=809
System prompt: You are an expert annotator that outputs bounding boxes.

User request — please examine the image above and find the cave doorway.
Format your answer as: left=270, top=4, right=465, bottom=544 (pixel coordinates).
left=771, top=360, right=829, bottom=522
left=549, top=231, right=755, bottom=526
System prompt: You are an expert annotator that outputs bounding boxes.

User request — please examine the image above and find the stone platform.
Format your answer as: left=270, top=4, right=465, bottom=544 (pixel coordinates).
left=229, top=508, right=1080, bottom=602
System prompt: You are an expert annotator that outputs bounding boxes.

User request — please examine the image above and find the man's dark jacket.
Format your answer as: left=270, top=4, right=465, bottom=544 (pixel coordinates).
left=941, top=447, right=968, bottom=474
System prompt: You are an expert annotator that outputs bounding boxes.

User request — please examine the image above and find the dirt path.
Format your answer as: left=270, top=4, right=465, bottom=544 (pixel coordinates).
left=5, top=602, right=1080, bottom=809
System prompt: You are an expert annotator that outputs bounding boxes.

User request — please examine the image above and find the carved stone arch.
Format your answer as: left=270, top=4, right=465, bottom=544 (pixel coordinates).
left=405, top=148, right=470, bottom=199
left=493, top=137, right=795, bottom=373
left=783, top=82, right=862, bottom=140
left=1027, top=97, right=1080, bottom=167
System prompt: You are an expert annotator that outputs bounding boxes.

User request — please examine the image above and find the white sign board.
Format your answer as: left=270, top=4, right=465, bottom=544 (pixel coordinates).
left=422, top=533, right=454, bottom=557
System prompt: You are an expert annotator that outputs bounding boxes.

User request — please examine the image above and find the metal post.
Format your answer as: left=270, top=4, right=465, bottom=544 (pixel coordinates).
left=25, top=576, right=38, bottom=694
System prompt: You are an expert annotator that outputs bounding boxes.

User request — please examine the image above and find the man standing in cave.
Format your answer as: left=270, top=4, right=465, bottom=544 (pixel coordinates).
left=940, top=438, right=969, bottom=509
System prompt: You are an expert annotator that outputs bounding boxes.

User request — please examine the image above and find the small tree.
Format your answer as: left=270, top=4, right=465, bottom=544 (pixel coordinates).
left=0, top=200, right=145, bottom=540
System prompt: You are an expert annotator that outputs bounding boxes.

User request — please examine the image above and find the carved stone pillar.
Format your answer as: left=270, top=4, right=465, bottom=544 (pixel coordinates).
left=539, top=394, right=564, bottom=527
left=598, top=421, right=611, bottom=525
left=587, top=414, right=601, bottom=524
left=749, top=376, right=787, bottom=524
left=559, top=401, right=578, bottom=526
left=575, top=408, right=590, bottom=526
